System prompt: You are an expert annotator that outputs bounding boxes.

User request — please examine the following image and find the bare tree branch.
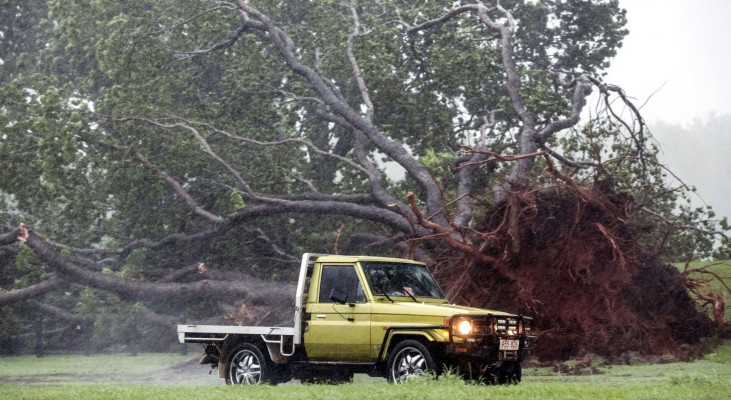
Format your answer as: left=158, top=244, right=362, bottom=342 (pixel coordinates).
left=134, top=152, right=225, bottom=223
left=0, top=275, right=62, bottom=307
left=140, top=4, right=237, bottom=37
left=33, top=301, right=85, bottom=324
left=536, top=75, right=593, bottom=143
left=23, top=229, right=294, bottom=304
left=347, top=0, right=375, bottom=122
left=454, top=112, right=498, bottom=227
left=406, top=192, right=496, bottom=265
left=254, top=228, right=299, bottom=262
left=202, top=120, right=373, bottom=178
left=641, top=207, right=729, bottom=238
left=405, top=5, right=480, bottom=33
left=171, top=19, right=264, bottom=61
left=0, top=226, right=24, bottom=246
left=155, top=262, right=208, bottom=283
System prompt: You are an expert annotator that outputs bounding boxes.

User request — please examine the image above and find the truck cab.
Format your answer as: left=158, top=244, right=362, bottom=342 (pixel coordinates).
left=178, top=254, right=536, bottom=384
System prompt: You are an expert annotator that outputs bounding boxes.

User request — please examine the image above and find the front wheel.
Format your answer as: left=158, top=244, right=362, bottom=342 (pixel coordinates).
left=226, top=343, right=276, bottom=385
left=387, top=340, right=437, bottom=383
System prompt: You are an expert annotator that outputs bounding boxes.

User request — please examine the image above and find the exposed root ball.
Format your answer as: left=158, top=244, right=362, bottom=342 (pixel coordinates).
left=436, top=185, right=711, bottom=360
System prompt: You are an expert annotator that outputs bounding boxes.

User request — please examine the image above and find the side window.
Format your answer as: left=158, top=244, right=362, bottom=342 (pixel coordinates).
left=318, top=265, right=366, bottom=304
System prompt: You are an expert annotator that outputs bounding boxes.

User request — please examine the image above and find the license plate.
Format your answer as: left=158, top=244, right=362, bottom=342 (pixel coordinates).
left=499, top=339, right=519, bottom=351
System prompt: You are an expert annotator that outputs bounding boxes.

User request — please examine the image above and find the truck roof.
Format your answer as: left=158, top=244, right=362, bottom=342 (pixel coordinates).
left=314, top=254, right=425, bottom=265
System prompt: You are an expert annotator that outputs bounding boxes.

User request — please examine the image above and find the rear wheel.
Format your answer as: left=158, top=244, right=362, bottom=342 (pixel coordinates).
left=226, top=343, right=279, bottom=385
left=387, top=340, right=437, bottom=383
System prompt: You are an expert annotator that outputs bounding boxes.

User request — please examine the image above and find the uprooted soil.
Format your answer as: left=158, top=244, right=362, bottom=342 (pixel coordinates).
left=433, top=183, right=713, bottom=361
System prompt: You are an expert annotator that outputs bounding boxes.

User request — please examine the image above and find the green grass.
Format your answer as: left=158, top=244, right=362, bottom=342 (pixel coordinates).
left=1, top=342, right=730, bottom=399
left=0, top=376, right=729, bottom=400
left=0, top=352, right=191, bottom=377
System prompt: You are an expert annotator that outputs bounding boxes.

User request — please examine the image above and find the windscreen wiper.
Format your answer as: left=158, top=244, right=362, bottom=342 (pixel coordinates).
left=402, top=287, right=418, bottom=302
left=376, top=285, right=394, bottom=303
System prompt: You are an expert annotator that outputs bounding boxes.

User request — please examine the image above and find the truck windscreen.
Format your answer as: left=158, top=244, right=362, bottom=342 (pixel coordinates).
left=360, top=262, right=446, bottom=299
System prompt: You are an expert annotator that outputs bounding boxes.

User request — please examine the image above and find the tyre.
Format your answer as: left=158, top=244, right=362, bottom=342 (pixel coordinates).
left=387, top=339, right=437, bottom=383
left=226, top=343, right=279, bottom=385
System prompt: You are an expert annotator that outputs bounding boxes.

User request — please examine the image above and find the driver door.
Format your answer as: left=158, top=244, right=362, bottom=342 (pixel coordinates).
left=304, top=264, right=371, bottom=360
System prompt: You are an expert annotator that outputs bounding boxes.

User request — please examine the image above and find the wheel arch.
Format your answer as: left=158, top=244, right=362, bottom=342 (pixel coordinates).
left=378, top=327, right=447, bottom=365
left=222, top=334, right=267, bottom=358
left=219, top=334, right=269, bottom=379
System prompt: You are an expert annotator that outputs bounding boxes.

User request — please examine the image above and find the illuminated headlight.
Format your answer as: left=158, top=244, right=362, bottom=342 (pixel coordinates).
left=457, top=320, right=473, bottom=335
left=451, top=318, right=475, bottom=336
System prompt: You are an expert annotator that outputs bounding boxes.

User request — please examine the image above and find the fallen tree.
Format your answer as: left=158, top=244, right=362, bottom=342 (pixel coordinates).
left=1, top=1, right=728, bottom=358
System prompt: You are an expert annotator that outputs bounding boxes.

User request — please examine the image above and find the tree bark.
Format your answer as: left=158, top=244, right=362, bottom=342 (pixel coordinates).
left=0, top=276, right=61, bottom=307
left=21, top=229, right=295, bottom=305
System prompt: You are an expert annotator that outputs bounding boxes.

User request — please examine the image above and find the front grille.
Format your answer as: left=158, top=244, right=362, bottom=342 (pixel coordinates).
left=494, top=317, right=520, bottom=335
left=450, top=314, right=533, bottom=340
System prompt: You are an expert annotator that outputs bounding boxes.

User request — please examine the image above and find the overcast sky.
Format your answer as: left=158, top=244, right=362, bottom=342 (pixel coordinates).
left=605, top=0, right=731, bottom=222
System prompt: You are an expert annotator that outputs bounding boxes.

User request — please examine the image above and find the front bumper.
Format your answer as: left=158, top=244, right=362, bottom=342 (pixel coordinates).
left=446, top=314, right=536, bottom=363
left=447, top=334, right=536, bottom=362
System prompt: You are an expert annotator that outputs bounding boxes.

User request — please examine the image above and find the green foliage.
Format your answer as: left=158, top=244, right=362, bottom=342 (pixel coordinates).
left=1, top=0, right=631, bottom=262
left=76, top=287, right=101, bottom=318
left=75, top=286, right=147, bottom=350
left=118, top=249, right=150, bottom=280
left=0, top=308, right=25, bottom=346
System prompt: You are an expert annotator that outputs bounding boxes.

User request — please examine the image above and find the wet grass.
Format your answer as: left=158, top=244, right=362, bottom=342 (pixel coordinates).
left=0, top=373, right=729, bottom=400
left=0, top=352, right=192, bottom=377
left=0, top=352, right=208, bottom=386
left=1, top=341, right=730, bottom=399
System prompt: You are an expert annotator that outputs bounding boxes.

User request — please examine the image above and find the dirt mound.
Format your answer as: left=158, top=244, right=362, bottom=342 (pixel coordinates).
left=435, top=184, right=712, bottom=360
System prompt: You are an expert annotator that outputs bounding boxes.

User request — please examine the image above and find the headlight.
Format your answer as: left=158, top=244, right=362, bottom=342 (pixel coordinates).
left=457, top=320, right=473, bottom=335
left=450, top=317, right=475, bottom=336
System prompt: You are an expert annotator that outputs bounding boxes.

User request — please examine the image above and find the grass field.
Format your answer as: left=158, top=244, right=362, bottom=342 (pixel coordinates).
left=1, top=341, right=730, bottom=399
left=0, top=352, right=191, bottom=377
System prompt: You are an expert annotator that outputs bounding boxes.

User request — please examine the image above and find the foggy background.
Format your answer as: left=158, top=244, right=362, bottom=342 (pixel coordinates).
left=607, top=0, right=731, bottom=222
